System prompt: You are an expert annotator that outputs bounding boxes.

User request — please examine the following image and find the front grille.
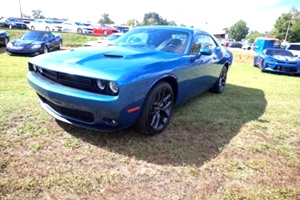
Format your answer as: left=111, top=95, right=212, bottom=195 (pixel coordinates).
left=39, top=94, right=94, bottom=122
left=39, top=68, right=100, bottom=93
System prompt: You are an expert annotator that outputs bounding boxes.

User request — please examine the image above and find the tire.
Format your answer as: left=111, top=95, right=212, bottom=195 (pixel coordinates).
left=58, top=40, right=62, bottom=50
left=9, top=24, right=13, bottom=29
left=42, top=46, right=49, bottom=54
left=103, top=30, right=108, bottom=36
left=210, top=66, right=228, bottom=94
left=135, top=82, right=174, bottom=135
left=4, top=37, right=9, bottom=47
left=31, top=26, right=35, bottom=30
left=260, top=60, right=266, bottom=72
left=45, top=26, right=50, bottom=31
left=77, top=28, right=83, bottom=34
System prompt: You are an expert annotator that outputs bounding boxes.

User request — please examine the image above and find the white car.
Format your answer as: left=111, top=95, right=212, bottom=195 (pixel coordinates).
left=285, top=42, right=300, bottom=57
left=85, top=33, right=123, bottom=47
left=29, top=19, right=62, bottom=32
left=61, top=21, right=93, bottom=34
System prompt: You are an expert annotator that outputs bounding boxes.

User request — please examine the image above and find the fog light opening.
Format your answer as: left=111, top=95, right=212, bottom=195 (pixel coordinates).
left=104, top=118, right=118, bottom=127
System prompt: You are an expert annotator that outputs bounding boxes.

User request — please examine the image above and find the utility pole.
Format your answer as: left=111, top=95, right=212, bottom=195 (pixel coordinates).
left=284, top=20, right=291, bottom=42
left=19, top=0, right=23, bottom=19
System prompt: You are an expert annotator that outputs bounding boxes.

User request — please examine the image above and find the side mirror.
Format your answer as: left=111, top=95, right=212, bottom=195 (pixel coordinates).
left=194, top=46, right=213, bottom=60
left=200, top=46, right=213, bottom=55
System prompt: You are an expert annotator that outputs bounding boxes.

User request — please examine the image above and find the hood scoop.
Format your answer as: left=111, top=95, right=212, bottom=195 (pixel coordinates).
left=103, top=54, right=124, bottom=59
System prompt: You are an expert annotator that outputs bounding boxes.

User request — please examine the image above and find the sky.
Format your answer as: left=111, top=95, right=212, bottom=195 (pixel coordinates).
left=1, top=0, right=300, bottom=33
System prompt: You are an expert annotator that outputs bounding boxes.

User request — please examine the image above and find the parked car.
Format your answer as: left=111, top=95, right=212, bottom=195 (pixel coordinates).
left=29, top=19, right=62, bottom=32
left=0, top=17, right=6, bottom=27
left=85, top=32, right=123, bottom=47
left=113, top=25, right=130, bottom=33
left=93, top=24, right=118, bottom=36
left=285, top=42, right=300, bottom=57
left=27, top=26, right=233, bottom=135
left=1, top=17, right=28, bottom=29
left=253, top=48, right=300, bottom=74
left=228, top=41, right=243, bottom=48
left=6, top=30, right=62, bottom=56
left=221, top=39, right=234, bottom=46
left=61, top=21, right=93, bottom=34
left=242, top=43, right=253, bottom=50
left=0, top=30, right=9, bottom=47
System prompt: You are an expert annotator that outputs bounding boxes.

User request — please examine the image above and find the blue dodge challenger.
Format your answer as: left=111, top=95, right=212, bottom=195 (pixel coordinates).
left=27, top=26, right=233, bottom=135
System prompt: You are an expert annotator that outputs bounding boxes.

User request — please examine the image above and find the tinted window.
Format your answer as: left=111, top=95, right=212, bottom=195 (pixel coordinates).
left=288, top=44, right=300, bottom=51
left=190, top=34, right=217, bottom=54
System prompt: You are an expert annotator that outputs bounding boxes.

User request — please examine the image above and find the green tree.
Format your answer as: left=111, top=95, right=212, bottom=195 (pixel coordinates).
left=31, top=9, right=45, bottom=19
left=270, top=7, right=300, bottom=42
left=142, top=12, right=174, bottom=25
left=98, top=13, right=114, bottom=24
left=229, top=20, right=249, bottom=41
left=246, top=31, right=264, bottom=43
left=126, top=19, right=139, bottom=26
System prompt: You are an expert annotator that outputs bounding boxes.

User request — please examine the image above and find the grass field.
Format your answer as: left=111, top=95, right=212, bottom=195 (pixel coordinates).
left=0, top=38, right=299, bottom=199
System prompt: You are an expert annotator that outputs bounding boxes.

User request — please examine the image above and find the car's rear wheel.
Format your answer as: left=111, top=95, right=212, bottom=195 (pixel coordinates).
left=77, top=28, right=83, bottom=34
left=9, top=24, right=13, bottom=29
left=210, top=66, right=228, bottom=94
left=135, top=82, right=174, bottom=136
left=45, top=26, right=50, bottom=31
left=31, top=26, right=35, bottom=30
left=103, top=30, right=108, bottom=36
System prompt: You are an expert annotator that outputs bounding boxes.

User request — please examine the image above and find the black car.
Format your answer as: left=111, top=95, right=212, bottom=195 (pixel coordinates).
left=0, top=30, right=9, bottom=47
left=6, top=30, right=62, bottom=56
left=3, top=17, right=28, bottom=29
left=228, top=41, right=243, bottom=48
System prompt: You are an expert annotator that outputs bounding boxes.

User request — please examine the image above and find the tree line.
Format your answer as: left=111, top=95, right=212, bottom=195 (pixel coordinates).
left=28, top=7, right=300, bottom=43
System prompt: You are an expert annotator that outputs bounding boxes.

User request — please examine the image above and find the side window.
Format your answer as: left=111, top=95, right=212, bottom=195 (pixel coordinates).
left=190, top=34, right=217, bottom=54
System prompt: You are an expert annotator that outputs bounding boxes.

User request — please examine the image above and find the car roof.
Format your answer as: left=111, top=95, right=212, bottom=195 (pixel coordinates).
left=134, top=25, right=210, bottom=35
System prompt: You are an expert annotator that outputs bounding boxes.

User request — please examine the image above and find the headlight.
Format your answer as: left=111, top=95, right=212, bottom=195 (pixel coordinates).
left=96, top=80, right=106, bottom=90
left=6, top=42, right=13, bottom=48
left=31, top=44, right=41, bottom=48
left=109, top=82, right=119, bottom=94
left=267, top=60, right=277, bottom=64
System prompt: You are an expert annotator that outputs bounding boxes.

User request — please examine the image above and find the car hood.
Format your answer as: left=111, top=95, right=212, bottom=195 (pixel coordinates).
left=11, top=39, right=44, bottom=47
left=271, top=55, right=299, bottom=62
left=29, top=46, right=181, bottom=80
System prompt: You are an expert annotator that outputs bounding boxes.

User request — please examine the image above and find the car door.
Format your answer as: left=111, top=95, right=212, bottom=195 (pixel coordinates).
left=177, top=34, right=223, bottom=102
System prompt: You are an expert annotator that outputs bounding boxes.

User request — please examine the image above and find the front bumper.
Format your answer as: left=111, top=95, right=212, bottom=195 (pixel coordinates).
left=264, top=61, right=300, bottom=75
left=7, top=47, right=42, bottom=56
left=27, top=71, right=142, bottom=132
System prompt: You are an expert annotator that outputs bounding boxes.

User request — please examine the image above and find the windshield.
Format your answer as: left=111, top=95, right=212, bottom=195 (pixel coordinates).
left=266, top=49, right=294, bottom=57
left=114, top=28, right=189, bottom=54
left=22, top=31, right=50, bottom=41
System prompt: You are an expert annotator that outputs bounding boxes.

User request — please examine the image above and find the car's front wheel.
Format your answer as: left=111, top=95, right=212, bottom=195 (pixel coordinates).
left=77, top=28, right=83, bottom=34
left=103, top=30, right=108, bottom=36
left=9, top=24, right=13, bottom=29
left=58, top=40, right=62, bottom=50
left=43, top=46, right=49, bottom=54
left=31, top=26, right=35, bottom=30
left=45, top=26, right=50, bottom=31
left=4, top=37, right=9, bottom=46
left=135, top=82, right=174, bottom=136
left=210, top=66, right=228, bottom=94
left=260, top=60, right=266, bottom=72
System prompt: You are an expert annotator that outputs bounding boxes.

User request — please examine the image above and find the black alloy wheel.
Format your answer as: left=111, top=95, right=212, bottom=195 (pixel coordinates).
left=136, top=82, right=174, bottom=135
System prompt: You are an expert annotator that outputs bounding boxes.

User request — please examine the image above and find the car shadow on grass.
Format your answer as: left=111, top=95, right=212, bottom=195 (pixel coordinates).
left=57, top=83, right=267, bottom=167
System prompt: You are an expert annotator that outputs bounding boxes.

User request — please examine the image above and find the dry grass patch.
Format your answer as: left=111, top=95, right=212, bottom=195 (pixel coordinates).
left=0, top=48, right=299, bottom=199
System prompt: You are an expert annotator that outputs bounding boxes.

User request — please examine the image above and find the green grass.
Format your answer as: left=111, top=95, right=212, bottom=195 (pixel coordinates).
left=0, top=43, right=299, bottom=199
